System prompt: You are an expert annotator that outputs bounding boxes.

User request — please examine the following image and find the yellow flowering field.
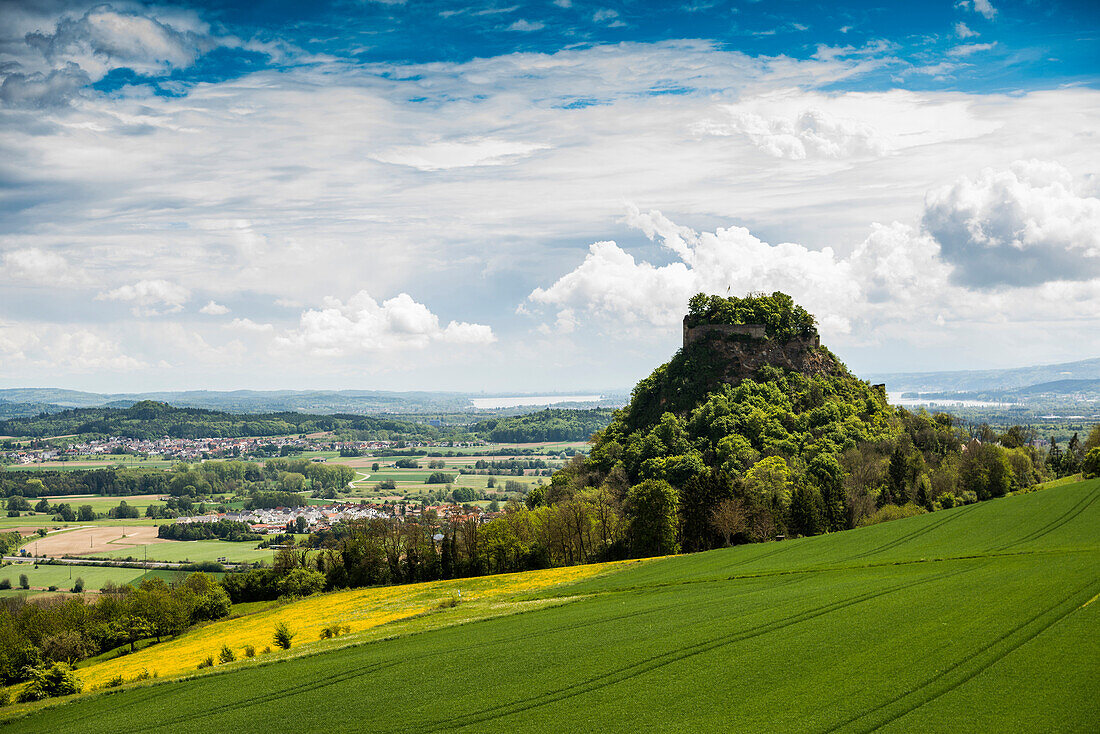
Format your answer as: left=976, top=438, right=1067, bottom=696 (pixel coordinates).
left=74, top=561, right=636, bottom=690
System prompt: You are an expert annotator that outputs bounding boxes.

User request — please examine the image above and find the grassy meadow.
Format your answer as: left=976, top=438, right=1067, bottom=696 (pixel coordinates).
left=0, top=563, right=179, bottom=594
left=2, top=476, right=1097, bottom=731
left=88, top=540, right=274, bottom=565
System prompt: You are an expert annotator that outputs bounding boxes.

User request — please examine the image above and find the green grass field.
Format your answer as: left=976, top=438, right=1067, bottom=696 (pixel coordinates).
left=89, top=540, right=274, bottom=565
left=3, top=478, right=1097, bottom=732
left=0, top=563, right=179, bottom=593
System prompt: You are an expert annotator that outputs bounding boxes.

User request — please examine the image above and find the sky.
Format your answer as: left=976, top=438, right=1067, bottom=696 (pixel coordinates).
left=1, top=0, right=1099, bottom=394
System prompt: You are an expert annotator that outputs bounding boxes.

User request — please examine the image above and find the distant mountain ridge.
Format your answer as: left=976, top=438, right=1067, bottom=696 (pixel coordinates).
left=867, top=357, right=1100, bottom=394
left=0, top=388, right=626, bottom=416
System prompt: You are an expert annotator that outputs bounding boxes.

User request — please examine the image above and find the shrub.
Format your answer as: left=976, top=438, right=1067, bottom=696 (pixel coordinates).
left=244, top=645, right=256, bottom=658
left=72, top=577, right=85, bottom=593
left=319, top=623, right=344, bottom=639
left=18, top=573, right=29, bottom=589
left=857, top=503, right=926, bottom=527
left=273, top=622, right=296, bottom=650
left=105, top=675, right=125, bottom=688
left=276, top=568, right=325, bottom=599
left=17, top=663, right=82, bottom=702
left=48, top=585, right=58, bottom=591
left=0, top=690, right=9, bottom=707
left=131, top=669, right=152, bottom=682
left=1083, top=447, right=1100, bottom=479
left=197, top=656, right=215, bottom=669
left=0, top=579, right=10, bottom=590
left=262, top=646, right=272, bottom=655
left=218, top=644, right=236, bottom=664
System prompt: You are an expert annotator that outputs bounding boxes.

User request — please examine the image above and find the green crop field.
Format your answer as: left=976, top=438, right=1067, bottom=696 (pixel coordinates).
left=89, top=540, right=274, bottom=565
left=3, top=478, right=1098, bottom=732
left=0, top=563, right=179, bottom=593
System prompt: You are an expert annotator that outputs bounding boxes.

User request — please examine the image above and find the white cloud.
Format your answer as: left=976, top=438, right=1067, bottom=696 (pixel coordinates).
left=528, top=175, right=1100, bottom=348
left=954, top=22, right=979, bottom=38
left=507, top=19, right=545, bottom=32
left=0, top=323, right=144, bottom=372
left=949, top=42, right=996, bottom=57
left=700, top=108, right=885, bottom=160
left=529, top=205, right=860, bottom=336
left=97, top=279, right=190, bottom=315
left=200, top=300, right=230, bottom=315
left=228, top=317, right=274, bottom=333
left=2, top=247, right=86, bottom=286
left=277, top=291, right=495, bottom=357
left=922, top=161, right=1100, bottom=287
left=372, top=138, right=548, bottom=171
left=957, top=0, right=997, bottom=21
left=24, top=6, right=217, bottom=83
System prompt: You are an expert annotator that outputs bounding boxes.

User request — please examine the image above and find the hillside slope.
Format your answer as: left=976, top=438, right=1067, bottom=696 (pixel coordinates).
left=4, top=479, right=1098, bottom=732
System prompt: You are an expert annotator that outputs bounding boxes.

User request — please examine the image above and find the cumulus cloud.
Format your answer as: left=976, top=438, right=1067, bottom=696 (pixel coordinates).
left=954, top=22, right=979, bottom=38
left=2, top=247, right=86, bottom=286
left=277, top=291, right=495, bottom=356
left=0, top=323, right=144, bottom=371
left=529, top=205, right=860, bottom=336
left=528, top=171, right=1100, bottom=345
left=228, top=317, right=274, bottom=333
left=922, top=161, right=1100, bottom=288
left=957, top=0, right=997, bottom=20
left=699, top=107, right=885, bottom=160
left=200, top=300, right=230, bottom=315
left=0, top=64, right=89, bottom=108
left=24, top=6, right=216, bottom=83
left=97, top=279, right=191, bottom=315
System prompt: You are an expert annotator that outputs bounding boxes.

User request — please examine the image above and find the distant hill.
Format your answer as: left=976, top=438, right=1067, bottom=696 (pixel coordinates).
left=0, top=388, right=626, bottom=416
left=866, top=357, right=1100, bottom=394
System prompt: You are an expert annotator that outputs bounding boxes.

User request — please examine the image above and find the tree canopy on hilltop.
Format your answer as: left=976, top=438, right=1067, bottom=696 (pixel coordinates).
left=685, top=291, right=816, bottom=341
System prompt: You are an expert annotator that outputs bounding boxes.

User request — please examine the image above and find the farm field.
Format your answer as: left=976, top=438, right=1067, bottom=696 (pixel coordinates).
left=89, top=539, right=274, bottom=565
left=18, top=525, right=165, bottom=556
left=2, top=477, right=1097, bottom=732
left=0, top=563, right=179, bottom=594
left=5, top=459, right=175, bottom=472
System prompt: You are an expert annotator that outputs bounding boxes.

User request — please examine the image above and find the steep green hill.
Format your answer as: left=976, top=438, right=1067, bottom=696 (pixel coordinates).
left=4, top=478, right=1097, bottom=732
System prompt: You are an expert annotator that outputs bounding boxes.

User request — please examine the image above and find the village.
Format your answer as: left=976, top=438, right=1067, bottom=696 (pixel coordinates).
left=0, top=434, right=490, bottom=466
left=175, top=500, right=500, bottom=535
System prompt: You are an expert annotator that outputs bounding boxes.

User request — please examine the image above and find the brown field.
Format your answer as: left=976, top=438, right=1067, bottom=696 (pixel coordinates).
left=27, top=526, right=166, bottom=556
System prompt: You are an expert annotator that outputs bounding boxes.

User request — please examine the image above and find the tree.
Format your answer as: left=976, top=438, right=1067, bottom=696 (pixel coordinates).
left=788, top=485, right=825, bottom=537
left=77, top=505, right=95, bottom=522
left=744, top=457, right=792, bottom=512
left=6, top=496, right=30, bottom=512
left=34, top=498, right=51, bottom=514
left=18, top=574, right=29, bottom=590
left=1083, top=447, right=1100, bottom=479
left=710, top=498, right=747, bottom=547
left=276, top=568, right=325, bottom=598
left=273, top=622, right=296, bottom=649
left=16, top=663, right=82, bottom=702
left=960, top=442, right=1012, bottom=501
left=623, top=479, right=679, bottom=557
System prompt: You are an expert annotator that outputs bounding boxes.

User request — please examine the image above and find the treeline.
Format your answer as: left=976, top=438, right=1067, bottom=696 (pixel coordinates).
left=157, top=520, right=260, bottom=542
left=0, top=400, right=452, bottom=441
left=0, top=574, right=230, bottom=696
left=1, top=400, right=616, bottom=445
left=470, top=408, right=615, bottom=443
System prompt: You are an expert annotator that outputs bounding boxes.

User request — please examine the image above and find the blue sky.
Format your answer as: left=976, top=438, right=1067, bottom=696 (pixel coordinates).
left=1, top=0, right=1099, bottom=392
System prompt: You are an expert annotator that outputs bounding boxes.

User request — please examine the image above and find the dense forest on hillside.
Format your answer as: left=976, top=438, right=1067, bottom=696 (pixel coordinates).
left=0, top=401, right=450, bottom=441
left=0, top=401, right=614, bottom=444
left=470, top=408, right=615, bottom=443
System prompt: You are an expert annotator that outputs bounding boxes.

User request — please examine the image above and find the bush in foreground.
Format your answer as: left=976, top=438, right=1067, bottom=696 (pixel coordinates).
left=16, top=663, right=82, bottom=702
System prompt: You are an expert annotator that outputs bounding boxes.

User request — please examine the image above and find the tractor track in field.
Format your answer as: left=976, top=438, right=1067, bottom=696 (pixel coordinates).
left=987, top=483, right=1100, bottom=553
left=113, top=584, right=766, bottom=733
left=846, top=503, right=981, bottom=562
left=823, top=576, right=1100, bottom=734
left=413, top=565, right=981, bottom=733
